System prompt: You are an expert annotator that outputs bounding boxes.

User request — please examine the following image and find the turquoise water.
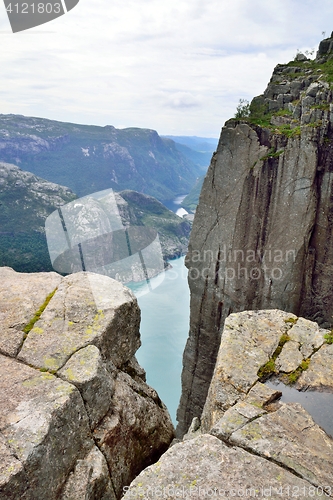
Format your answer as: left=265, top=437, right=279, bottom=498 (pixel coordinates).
left=127, top=256, right=190, bottom=425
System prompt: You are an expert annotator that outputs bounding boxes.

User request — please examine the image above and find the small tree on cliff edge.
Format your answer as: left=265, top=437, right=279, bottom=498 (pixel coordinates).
left=234, top=99, right=251, bottom=119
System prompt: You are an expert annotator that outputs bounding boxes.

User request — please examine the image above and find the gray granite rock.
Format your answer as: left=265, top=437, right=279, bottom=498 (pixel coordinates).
left=94, top=370, right=174, bottom=498
left=61, top=446, right=116, bottom=500
left=124, top=434, right=324, bottom=500
left=0, top=269, right=174, bottom=499
left=288, top=317, right=326, bottom=358
left=177, top=34, right=333, bottom=436
left=18, top=272, right=141, bottom=371
left=0, top=354, right=93, bottom=500
left=0, top=267, right=62, bottom=357
left=230, top=402, right=333, bottom=489
left=296, top=343, right=333, bottom=391
left=275, top=340, right=303, bottom=373
left=58, top=345, right=115, bottom=428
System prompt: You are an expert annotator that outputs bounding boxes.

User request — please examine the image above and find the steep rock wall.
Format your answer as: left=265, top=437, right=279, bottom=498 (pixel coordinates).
left=177, top=35, right=333, bottom=436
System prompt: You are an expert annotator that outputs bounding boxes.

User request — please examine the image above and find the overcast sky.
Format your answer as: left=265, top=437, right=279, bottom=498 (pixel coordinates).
left=1, top=0, right=333, bottom=137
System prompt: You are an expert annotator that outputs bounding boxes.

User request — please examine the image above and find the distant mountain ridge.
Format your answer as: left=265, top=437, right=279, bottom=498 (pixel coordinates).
left=0, top=162, right=191, bottom=274
left=0, top=114, right=202, bottom=203
left=0, top=161, right=76, bottom=272
left=162, top=135, right=217, bottom=170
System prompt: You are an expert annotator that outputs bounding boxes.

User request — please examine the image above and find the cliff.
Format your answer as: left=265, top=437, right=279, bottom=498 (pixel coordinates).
left=177, top=33, right=333, bottom=435
left=124, top=310, right=333, bottom=499
left=0, top=267, right=174, bottom=499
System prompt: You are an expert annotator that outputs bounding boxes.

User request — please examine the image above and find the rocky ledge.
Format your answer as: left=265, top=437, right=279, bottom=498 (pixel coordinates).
left=0, top=267, right=174, bottom=499
left=125, top=310, right=333, bottom=499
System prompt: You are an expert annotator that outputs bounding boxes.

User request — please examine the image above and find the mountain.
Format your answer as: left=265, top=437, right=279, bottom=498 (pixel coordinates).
left=181, top=175, right=205, bottom=212
left=0, top=162, right=76, bottom=272
left=0, top=162, right=191, bottom=274
left=0, top=114, right=202, bottom=203
left=162, top=135, right=217, bottom=170
left=177, top=33, right=333, bottom=435
left=162, top=135, right=218, bottom=152
left=118, top=190, right=191, bottom=261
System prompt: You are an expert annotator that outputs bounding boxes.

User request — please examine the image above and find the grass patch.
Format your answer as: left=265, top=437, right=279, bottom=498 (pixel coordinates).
left=311, top=103, right=330, bottom=111
left=245, top=102, right=301, bottom=137
left=274, top=108, right=293, bottom=117
left=260, top=148, right=284, bottom=161
left=23, top=288, right=57, bottom=335
left=274, top=124, right=301, bottom=137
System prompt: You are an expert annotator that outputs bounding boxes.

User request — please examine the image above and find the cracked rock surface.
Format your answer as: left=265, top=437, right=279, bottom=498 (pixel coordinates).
left=124, top=434, right=326, bottom=500
left=0, top=267, right=174, bottom=499
left=127, top=310, right=333, bottom=498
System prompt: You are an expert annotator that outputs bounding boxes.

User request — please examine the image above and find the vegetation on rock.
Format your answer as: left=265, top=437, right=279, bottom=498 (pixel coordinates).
left=257, top=333, right=291, bottom=380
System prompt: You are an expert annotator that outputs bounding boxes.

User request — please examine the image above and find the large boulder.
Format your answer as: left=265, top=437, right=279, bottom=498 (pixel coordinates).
left=126, top=310, right=333, bottom=499
left=124, top=434, right=329, bottom=500
left=0, top=267, right=174, bottom=499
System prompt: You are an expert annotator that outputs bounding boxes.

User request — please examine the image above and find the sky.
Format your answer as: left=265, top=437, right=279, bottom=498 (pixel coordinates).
left=1, top=0, right=333, bottom=137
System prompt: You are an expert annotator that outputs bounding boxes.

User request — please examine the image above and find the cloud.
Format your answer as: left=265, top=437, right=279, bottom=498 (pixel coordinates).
left=0, top=0, right=333, bottom=136
left=164, top=92, right=202, bottom=109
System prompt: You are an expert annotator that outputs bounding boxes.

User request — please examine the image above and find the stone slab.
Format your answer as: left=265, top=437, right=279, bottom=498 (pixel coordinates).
left=0, top=267, right=62, bottom=357
left=18, top=272, right=140, bottom=371
left=296, top=343, right=333, bottom=391
left=0, top=354, right=93, bottom=500
left=124, top=434, right=324, bottom=500
left=230, top=402, right=333, bottom=490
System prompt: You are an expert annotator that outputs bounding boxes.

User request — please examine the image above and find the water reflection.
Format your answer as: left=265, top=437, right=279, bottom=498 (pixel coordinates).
left=266, top=379, right=333, bottom=438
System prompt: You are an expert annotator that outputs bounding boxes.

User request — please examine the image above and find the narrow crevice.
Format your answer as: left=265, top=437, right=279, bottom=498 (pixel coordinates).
left=226, top=437, right=330, bottom=494
left=16, top=287, right=58, bottom=357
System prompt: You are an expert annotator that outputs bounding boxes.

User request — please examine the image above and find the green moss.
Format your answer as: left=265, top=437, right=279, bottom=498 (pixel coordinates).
left=23, top=288, right=57, bottom=335
left=257, top=333, right=291, bottom=380
left=324, top=331, right=333, bottom=344
left=257, top=359, right=277, bottom=379
left=273, top=334, right=291, bottom=358
left=284, top=317, right=297, bottom=325
left=286, top=358, right=311, bottom=384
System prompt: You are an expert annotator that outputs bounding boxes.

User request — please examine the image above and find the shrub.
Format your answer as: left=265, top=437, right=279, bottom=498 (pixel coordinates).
left=235, top=99, right=251, bottom=119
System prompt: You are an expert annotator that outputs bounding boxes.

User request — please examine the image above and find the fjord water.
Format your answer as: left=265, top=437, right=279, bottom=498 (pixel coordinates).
left=128, top=256, right=190, bottom=425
